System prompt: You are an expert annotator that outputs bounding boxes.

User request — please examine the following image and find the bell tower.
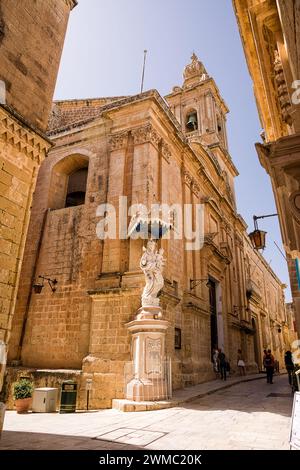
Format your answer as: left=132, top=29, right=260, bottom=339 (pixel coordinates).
left=165, top=53, right=229, bottom=151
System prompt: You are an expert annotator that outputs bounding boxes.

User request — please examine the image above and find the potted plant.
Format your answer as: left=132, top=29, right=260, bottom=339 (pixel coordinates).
left=13, top=378, right=34, bottom=413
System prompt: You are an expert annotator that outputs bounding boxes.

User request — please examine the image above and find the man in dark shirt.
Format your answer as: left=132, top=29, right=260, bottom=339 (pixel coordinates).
left=218, top=350, right=227, bottom=381
left=264, top=349, right=275, bottom=384
left=284, top=351, right=294, bottom=385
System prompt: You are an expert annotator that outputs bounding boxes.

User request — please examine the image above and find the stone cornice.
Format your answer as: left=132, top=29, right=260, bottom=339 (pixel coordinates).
left=258, top=132, right=300, bottom=161
left=0, top=106, right=50, bottom=163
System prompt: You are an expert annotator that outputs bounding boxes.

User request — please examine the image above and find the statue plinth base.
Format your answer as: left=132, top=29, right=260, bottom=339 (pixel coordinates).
left=126, top=306, right=170, bottom=402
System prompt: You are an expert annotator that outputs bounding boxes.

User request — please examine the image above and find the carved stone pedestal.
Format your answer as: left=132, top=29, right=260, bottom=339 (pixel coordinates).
left=126, top=306, right=170, bottom=402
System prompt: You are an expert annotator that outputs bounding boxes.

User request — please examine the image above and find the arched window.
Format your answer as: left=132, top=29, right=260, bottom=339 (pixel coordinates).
left=186, top=110, right=198, bottom=132
left=65, top=168, right=88, bottom=207
left=48, top=154, right=89, bottom=210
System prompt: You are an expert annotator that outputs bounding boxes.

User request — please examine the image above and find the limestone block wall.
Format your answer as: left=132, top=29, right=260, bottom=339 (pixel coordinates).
left=8, top=125, right=111, bottom=363
left=20, top=206, right=92, bottom=368
left=0, top=0, right=76, bottom=131
left=0, top=108, right=50, bottom=391
left=82, top=289, right=141, bottom=409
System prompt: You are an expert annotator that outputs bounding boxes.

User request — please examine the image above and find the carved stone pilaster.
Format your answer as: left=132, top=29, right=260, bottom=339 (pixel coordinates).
left=161, top=141, right=171, bottom=163
left=131, top=123, right=161, bottom=149
left=274, top=50, right=293, bottom=126
left=108, top=131, right=128, bottom=151
left=234, top=234, right=244, bottom=250
left=183, top=170, right=192, bottom=188
left=221, top=220, right=231, bottom=236
left=192, top=181, right=200, bottom=197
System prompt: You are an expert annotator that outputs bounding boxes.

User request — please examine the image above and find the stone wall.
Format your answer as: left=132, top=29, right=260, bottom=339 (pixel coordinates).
left=0, top=107, right=50, bottom=392
left=0, top=0, right=76, bottom=131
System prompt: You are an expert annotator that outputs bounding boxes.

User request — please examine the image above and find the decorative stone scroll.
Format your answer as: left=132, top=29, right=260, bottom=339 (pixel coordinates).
left=183, top=53, right=209, bottom=82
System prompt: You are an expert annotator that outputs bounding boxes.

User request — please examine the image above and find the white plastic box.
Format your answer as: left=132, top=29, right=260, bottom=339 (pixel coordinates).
left=32, top=388, right=58, bottom=413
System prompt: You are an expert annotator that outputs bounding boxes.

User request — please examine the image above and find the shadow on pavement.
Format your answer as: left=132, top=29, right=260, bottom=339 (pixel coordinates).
left=0, top=430, right=143, bottom=450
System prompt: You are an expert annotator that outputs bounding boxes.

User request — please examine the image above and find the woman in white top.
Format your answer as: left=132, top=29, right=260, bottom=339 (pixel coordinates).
left=237, top=349, right=246, bottom=376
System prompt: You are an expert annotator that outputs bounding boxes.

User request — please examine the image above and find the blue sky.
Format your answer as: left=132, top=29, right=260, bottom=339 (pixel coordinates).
left=54, top=0, right=291, bottom=300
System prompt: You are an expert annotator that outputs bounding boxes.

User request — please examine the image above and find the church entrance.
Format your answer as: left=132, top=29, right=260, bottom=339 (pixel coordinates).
left=208, top=279, right=218, bottom=360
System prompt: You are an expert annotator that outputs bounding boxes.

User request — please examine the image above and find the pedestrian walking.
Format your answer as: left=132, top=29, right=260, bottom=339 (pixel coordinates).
left=218, top=350, right=227, bottom=381
left=212, top=347, right=219, bottom=378
left=237, top=349, right=246, bottom=376
left=264, top=349, right=275, bottom=384
left=262, top=349, right=267, bottom=371
left=284, top=350, right=294, bottom=386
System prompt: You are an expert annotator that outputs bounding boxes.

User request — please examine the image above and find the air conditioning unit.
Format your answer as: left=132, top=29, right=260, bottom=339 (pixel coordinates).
left=32, top=388, right=58, bottom=413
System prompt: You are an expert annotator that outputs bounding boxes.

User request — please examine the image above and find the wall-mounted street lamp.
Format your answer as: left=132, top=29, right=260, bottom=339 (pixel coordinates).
left=190, top=278, right=210, bottom=290
left=33, top=275, right=58, bottom=294
left=248, top=213, right=278, bottom=250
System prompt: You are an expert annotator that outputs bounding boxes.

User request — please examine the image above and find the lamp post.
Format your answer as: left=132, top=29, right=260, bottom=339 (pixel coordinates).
left=248, top=213, right=278, bottom=250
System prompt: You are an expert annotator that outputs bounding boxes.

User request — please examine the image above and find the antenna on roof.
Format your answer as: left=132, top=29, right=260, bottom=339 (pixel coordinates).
left=140, top=50, right=147, bottom=93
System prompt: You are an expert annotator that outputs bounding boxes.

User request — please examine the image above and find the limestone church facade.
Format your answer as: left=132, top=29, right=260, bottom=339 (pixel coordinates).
left=6, top=55, right=296, bottom=409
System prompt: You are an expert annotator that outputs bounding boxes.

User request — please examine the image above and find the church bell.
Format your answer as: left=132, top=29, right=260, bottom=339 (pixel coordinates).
left=186, top=113, right=198, bottom=130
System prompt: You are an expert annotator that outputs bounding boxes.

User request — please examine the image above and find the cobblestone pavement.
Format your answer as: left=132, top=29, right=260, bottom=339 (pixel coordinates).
left=0, top=375, right=293, bottom=450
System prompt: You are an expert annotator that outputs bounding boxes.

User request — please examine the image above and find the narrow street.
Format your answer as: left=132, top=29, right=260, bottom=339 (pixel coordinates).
left=0, top=375, right=293, bottom=450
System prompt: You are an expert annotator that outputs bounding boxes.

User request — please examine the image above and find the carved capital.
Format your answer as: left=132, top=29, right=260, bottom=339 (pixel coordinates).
left=132, top=123, right=161, bottom=148
left=109, top=131, right=128, bottom=151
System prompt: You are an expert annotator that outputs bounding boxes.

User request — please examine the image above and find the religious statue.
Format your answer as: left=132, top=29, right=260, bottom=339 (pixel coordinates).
left=140, top=240, right=165, bottom=307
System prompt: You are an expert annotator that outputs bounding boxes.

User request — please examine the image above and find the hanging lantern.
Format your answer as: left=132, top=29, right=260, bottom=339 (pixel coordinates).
left=248, top=229, right=267, bottom=250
